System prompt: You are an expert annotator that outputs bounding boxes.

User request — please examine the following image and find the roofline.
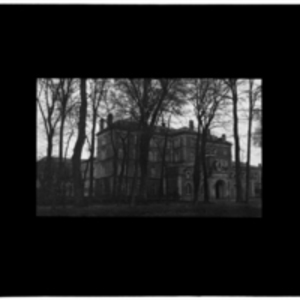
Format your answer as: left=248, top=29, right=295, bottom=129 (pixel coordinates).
left=96, top=124, right=232, bottom=145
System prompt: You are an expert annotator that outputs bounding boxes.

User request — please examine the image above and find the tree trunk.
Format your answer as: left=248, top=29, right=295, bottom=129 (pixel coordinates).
left=58, top=114, right=66, bottom=205
left=245, top=87, right=253, bottom=203
left=130, top=135, right=140, bottom=206
left=117, top=139, right=128, bottom=203
left=72, top=79, right=87, bottom=207
left=125, top=133, right=130, bottom=202
left=88, top=114, right=97, bottom=199
left=159, top=132, right=168, bottom=198
left=201, top=131, right=210, bottom=203
left=232, top=80, right=243, bottom=203
left=139, top=128, right=151, bottom=202
left=46, top=132, right=55, bottom=207
left=193, top=124, right=202, bottom=205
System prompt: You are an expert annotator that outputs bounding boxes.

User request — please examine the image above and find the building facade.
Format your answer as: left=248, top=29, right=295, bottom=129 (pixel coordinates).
left=95, top=114, right=262, bottom=202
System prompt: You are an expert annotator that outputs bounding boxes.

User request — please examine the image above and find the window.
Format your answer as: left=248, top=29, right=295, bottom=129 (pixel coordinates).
left=190, top=138, right=196, bottom=147
left=186, top=171, right=191, bottom=179
left=118, top=149, right=123, bottom=158
left=166, top=149, right=171, bottom=162
left=186, top=183, right=192, bottom=195
left=151, top=166, right=155, bottom=177
left=101, top=134, right=108, bottom=146
left=190, top=151, right=195, bottom=161
left=152, top=184, right=156, bottom=195
left=153, top=151, right=157, bottom=162
left=149, top=151, right=154, bottom=161
left=100, top=181, right=105, bottom=195
left=174, top=151, right=179, bottom=162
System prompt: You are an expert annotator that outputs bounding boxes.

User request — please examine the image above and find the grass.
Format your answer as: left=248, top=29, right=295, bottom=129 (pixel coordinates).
left=36, top=200, right=262, bottom=217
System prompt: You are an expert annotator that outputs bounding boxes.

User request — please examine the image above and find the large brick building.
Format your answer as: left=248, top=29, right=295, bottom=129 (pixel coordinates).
left=95, top=114, right=262, bottom=202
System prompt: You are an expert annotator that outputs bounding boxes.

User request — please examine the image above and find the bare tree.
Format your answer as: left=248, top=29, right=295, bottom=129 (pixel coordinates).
left=112, top=127, right=132, bottom=203
left=155, top=115, right=172, bottom=201
left=56, top=79, right=77, bottom=202
left=72, top=78, right=88, bottom=207
left=86, top=79, right=108, bottom=199
left=223, top=79, right=244, bottom=203
left=245, top=80, right=261, bottom=202
left=113, top=79, right=188, bottom=203
left=37, top=78, right=62, bottom=206
left=189, top=79, right=227, bottom=204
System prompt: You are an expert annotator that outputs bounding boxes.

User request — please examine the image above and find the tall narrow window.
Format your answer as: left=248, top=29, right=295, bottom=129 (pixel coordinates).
left=190, top=151, right=194, bottom=161
left=153, top=151, right=156, bottom=162
left=149, top=151, right=153, bottom=161
left=174, top=151, right=179, bottom=162
left=118, top=149, right=123, bottom=158
left=151, top=166, right=155, bottom=177
left=186, top=183, right=192, bottom=195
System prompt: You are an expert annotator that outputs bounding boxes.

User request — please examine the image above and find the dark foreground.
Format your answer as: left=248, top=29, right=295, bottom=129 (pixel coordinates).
left=36, top=200, right=262, bottom=217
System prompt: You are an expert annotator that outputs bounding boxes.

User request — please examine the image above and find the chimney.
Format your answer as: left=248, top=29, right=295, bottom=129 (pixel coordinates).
left=100, top=118, right=105, bottom=131
left=222, top=134, right=226, bottom=142
left=107, top=113, right=113, bottom=128
left=189, top=120, right=194, bottom=130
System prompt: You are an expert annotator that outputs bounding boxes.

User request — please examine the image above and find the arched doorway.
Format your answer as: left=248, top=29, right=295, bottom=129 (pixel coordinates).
left=215, top=180, right=225, bottom=199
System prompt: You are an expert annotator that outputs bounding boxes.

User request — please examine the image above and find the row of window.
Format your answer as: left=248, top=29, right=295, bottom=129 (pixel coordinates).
left=98, top=149, right=229, bottom=164
left=99, top=135, right=229, bottom=156
left=99, top=135, right=188, bottom=149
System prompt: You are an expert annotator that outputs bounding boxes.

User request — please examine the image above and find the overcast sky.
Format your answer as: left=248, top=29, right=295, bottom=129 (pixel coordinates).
left=37, top=79, right=262, bottom=166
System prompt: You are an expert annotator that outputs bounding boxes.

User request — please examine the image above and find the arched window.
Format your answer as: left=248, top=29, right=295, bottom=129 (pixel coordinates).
left=186, top=183, right=192, bottom=195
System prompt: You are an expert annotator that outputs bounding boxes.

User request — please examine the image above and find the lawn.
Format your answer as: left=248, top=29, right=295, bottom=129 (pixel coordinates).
left=36, top=200, right=262, bottom=217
